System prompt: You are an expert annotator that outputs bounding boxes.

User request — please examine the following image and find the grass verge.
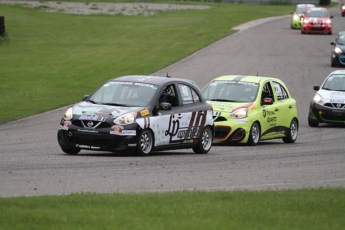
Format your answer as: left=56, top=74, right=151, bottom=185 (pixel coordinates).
left=0, top=188, right=344, bottom=230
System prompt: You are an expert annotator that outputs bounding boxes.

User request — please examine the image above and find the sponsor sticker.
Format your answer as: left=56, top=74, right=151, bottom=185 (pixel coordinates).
left=121, top=130, right=136, bottom=136
left=140, top=109, right=150, bottom=116
left=236, top=120, right=248, bottom=124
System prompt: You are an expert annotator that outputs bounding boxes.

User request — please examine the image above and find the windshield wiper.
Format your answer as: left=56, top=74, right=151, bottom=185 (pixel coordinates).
left=87, top=99, right=97, bottom=104
left=102, top=102, right=127, bottom=106
left=209, top=99, right=237, bottom=102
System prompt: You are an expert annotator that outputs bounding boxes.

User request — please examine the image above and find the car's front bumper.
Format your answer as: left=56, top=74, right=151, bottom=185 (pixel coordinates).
left=331, top=52, right=345, bottom=66
left=57, top=122, right=139, bottom=153
left=309, top=102, right=345, bottom=124
left=301, top=24, right=332, bottom=34
left=213, top=119, right=250, bottom=143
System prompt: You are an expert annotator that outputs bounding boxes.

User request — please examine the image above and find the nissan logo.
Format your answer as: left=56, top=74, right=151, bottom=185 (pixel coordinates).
left=87, top=121, right=94, bottom=127
left=337, top=103, right=341, bottom=108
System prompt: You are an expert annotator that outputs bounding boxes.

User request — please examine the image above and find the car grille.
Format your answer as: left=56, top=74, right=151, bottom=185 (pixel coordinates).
left=308, top=26, right=326, bottom=31
left=67, top=136, right=112, bottom=148
left=321, top=113, right=345, bottom=121
left=215, top=126, right=231, bottom=139
left=72, top=120, right=111, bottom=129
left=323, top=103, right=345, bottom=109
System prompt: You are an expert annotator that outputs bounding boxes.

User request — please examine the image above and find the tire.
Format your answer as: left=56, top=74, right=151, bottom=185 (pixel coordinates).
left=283, top=118, right=298, bottom=143
left=247, top=122, right=260, bottom=146
left=308, top=117, right=319, bottom=127
left=193, top=126, right=213, bottom=154
left=61, top=147, right=80, bottom=155
left=136, top=129, right=154, bottom=156
left=331, top=58, right=337, bottom=67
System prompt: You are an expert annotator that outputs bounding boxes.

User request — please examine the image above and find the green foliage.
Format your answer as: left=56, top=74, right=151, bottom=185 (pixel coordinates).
left=0, top=188, right=344, bottom=230
left=0, top=2, right=293, bottom=123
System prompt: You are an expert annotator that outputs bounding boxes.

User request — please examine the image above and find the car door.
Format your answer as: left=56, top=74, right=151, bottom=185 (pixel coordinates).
left=259, top=81, right=281, bottom=140
left=142, top=82, right=207, bottom=147
left=272, top=81, right=297, bottom=133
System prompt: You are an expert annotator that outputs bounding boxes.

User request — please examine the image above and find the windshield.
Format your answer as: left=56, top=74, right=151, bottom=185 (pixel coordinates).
left=322, top=75, right=345, bottom=91
left=203, top=80, right=259, bottom=102
left=89, top=81, right=158, bottom=107
left=295, top=5, right=314, bottom=14
left=338, top=36, right=345, bottom=45
left=305, top=9, right=328, bottom=18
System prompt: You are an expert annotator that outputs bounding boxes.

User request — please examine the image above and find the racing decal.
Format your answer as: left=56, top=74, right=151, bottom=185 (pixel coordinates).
left=236, top=120, right=248, bottom=124
left=77, top=129, right=98, bottom=133
left=59, top=120, right=71, bottom=130
left=110, top=125, right=124, bottom=135
left=136, top=110, right=213, bottom=147
left=128, top=143, right=137, bottom=147
left=121, top=130, right=136, bottom=136
left=140, top=109, right=150, bottom=116
left=143, top=117, right=150, bottom=129
left=76, top=144, right=100, bottom=150
left=79, top=115, right=107, bottom=122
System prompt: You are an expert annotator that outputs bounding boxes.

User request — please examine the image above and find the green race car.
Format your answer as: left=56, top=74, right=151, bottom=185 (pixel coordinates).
left=290, top=4, right=315, bottom=29
left=202, top=75, right=299, bottom=145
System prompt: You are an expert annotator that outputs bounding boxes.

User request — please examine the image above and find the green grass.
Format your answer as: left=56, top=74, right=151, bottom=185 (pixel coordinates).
left=0, top=188, right=344, bottom=230
left=0, top=1, right=295, bottom=123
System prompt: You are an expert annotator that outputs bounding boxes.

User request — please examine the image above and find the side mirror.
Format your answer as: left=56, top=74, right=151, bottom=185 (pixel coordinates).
left=313, top=86, right=320, bottom=91
left=82, top=95, right=90, bottom=101
left=330, top=16, right=334, bottom=18
left=330, top=42, right=335, bottom=46
left=159, top=102, right=172, bottom=110
left=262, top=98, right=273, bottom=105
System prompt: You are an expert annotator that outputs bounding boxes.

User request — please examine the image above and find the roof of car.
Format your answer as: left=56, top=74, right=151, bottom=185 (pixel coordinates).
left=330, top=70, right=345, bottom=75
left=296, top=4, right=315, bottom=8
left=109, top=75, right=197, bottom=86
left=210, top=75, right=283, bottom=84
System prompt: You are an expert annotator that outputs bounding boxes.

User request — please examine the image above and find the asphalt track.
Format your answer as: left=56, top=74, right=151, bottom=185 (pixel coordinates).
left=1, top=5, right=345, bottom=197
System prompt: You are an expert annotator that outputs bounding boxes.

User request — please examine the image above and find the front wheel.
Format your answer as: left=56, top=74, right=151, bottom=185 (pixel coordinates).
left=283, top=118, right=298, bottom=143
left=136, top=129, right=154, bottom=156
left=193, top=126, right=213, bottom=154
left=247, top=122, right=260, bottom=146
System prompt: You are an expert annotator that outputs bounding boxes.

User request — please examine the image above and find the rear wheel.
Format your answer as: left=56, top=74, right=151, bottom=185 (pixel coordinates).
left=283, top=118, right=298, bottom=143
left=61, top=147, right=80, bottom=155
left=247, top=122, right=260, bottom=146
left=193, top=126, right=213, bottom=154
left=136, top=129, right=154, bottom=156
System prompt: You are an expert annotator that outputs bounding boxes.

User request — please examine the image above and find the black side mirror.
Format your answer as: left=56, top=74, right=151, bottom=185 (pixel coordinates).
left=313, top=86, right=320, bottom=91
left=82, top=95, right=90, bottom=101
left=330, top=16, right=334, bottom=18
left=330, top=42, right=335, bottom=46
left=159, top=102, right=172, bottom=110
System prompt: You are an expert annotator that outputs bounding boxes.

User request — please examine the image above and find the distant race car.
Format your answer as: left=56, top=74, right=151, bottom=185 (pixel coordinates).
left=290, top=4, right=315, bottom=29
left=301, top=7, right=333, bottom=35
left=202, top=75, right=299, bottom=145
left=57, top=75, right=214, bottom=156
left=330, top=31, right=345, bottom=67
left=341, top=4, right=345, bottom=17
left=308, top=70, right=345, bottom=127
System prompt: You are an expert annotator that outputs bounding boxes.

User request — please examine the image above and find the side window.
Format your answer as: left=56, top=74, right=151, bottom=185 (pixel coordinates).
left=178, top=84, right=200, bottom=105
left=273, top=82, right=289, bottom=100
left=159, top=84, right=177, bottom=106
left=261, top=82, right=274, bottom=101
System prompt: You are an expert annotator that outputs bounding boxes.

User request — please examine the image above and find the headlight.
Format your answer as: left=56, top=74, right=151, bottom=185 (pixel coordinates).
left=313, top=94, right=322, bottom=104
left=293, top=14, right=300, bottom=20
left=335, top=47, right=342, bottom=54
left=303, top=19, right=309, bottom=24
left=230, top=108, right=248, bottom=119
left=114, top=112, right=137, bottom=125
left=325, top=19, right=332, bottom=24
left=64, top=107, right=73, bottom=120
